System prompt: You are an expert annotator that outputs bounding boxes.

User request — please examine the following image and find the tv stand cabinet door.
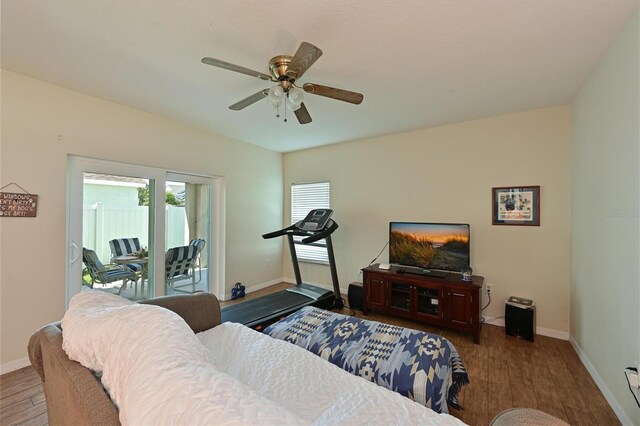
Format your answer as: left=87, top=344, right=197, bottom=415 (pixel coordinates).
left=446, top=288, right=472, bottom=326
left=364, top=274, right=386, bottom=312
left=414, top=283, right=445, bottom=323
left=387, top=281, right=415, bottom=318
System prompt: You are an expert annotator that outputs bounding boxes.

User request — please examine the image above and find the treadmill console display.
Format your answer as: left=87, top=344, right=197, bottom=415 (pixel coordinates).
left=297, top=209, right=333, bottom=231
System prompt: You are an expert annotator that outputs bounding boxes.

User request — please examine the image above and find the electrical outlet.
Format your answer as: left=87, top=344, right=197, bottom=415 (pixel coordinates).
left=486, top=284, right=492, bottom=294
left=625, top=367, right=639, bottom=388
left=265, top=259, right=271, bottom=268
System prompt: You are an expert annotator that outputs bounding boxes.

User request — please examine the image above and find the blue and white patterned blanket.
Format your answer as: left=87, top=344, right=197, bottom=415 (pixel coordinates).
left=264, top=306, right=469, bottom=414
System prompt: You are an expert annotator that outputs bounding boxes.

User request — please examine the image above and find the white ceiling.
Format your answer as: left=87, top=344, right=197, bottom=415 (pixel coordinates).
left=2, top=1, right=638, bottom=152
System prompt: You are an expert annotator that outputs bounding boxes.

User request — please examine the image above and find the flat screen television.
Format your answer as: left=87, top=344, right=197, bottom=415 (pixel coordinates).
left=389, top=222, right=470, bottom=274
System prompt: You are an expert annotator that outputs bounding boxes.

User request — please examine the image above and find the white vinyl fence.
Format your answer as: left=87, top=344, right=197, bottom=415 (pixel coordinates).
left=83, top=203, right=188, bottom=262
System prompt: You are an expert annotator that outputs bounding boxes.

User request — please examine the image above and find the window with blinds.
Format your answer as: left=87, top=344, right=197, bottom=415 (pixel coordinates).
left=291, top=181, right=330, bottom=264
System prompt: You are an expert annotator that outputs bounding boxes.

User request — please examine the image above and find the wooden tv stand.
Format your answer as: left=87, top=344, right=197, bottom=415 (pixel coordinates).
left=362, top=265, right=484, bottom=344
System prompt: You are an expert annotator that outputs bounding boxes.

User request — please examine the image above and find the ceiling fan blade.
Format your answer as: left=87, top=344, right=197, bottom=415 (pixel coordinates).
left=294, top=102, right=312, bottom=124
left=303, top=83, right=364, bottom=105
left=202, top=57, right=274, bottom=81
left=229, top=89, right=269, bottom=110
left=285, top=42, right=323, bottom=80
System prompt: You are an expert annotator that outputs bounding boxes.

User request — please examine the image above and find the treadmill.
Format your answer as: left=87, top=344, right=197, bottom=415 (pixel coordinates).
left=221, top=209, right=343, bottom=330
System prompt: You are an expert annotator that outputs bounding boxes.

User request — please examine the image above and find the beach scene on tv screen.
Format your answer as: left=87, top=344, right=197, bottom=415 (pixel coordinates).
left=390, top=223, right=470, bottom=271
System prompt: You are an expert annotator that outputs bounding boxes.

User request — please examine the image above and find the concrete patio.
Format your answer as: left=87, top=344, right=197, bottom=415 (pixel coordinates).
left=82, top=268, right=210, bottom=300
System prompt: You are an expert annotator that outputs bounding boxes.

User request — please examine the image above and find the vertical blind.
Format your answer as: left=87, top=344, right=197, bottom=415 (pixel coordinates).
left=291, top=181, right=330, bottom=264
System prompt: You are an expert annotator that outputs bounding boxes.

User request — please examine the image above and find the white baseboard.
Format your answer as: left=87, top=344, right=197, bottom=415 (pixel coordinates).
left=482, top=316, right=569, bottom=340
left=569, top=335, right=631, bottom=426
left=224, top=277, right=285, bottom=301
left=483, top=316, right=506, bottom=327
left=536, top=326, right=569, bottom=340
left=1, top=357, right=31, bottom=375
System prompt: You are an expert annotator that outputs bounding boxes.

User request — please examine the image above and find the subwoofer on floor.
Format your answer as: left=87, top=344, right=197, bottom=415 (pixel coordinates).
left=505, top=296, right=536, bottom=342
left=348, top=282, right=363, bottom=311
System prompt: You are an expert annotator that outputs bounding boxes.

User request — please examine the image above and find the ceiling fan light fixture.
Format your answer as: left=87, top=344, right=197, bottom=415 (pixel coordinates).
left=268, top=85, right=284, bottom=102
left=269, top=97, right=282, bottom=108
left=288, top=87, right=304, bottom=105
left=286, top=100, right=302, bottom=112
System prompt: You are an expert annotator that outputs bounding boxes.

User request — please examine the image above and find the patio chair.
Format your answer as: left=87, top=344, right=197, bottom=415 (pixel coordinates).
left=165, top=245, right=200, bottom=293
left=108, top=237, right=145, bottom=273
left=82, top=248, right=137, bottom=295
left=189, top=238, right=206, bottom=283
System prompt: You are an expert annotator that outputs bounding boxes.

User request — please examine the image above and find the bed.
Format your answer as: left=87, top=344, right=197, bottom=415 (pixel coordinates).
left=265, top=306, right=469, bottom=414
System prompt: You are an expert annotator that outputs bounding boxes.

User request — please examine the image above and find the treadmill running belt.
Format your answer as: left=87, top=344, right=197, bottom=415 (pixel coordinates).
left=222, top=291, right=312, bottom=326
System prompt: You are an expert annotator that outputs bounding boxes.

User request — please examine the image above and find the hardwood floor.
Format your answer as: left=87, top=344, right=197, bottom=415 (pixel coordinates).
left=1, top=283, right=620, bottom=426
left=0, top=367, right=46, bottom=426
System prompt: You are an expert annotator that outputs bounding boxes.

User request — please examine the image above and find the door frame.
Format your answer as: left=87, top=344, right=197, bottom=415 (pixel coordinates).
left=166, top=171, right=225, bottom=299
left=66, top=156, right=225, bottom=306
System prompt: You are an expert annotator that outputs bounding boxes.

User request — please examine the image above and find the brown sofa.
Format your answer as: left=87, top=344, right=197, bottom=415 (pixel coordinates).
left=27, top=292, right=221, bottom=426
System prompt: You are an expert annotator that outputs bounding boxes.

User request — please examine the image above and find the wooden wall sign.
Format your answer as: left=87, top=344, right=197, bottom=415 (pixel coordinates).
left=0, top=192, right=38, bottom=217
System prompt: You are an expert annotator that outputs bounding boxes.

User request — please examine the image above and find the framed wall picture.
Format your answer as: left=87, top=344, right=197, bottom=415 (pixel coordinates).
left=492, top=186, right=540, bottom=226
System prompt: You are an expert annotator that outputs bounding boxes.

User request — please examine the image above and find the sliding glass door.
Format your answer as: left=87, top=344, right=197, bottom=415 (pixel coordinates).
left=67, top=157, right=223, bottom=307
left=81, top=172, right=155, bottom=300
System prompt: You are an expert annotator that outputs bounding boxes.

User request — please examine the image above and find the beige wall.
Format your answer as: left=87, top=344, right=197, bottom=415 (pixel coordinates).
left=284, top=106, right=572, bottom=333
left=0, top=70, right=284, bottom=367
left=571, top=12, right=639, bottom=425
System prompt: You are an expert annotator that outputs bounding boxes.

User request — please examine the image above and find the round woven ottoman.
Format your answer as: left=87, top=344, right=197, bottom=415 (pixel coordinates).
left=490, top=408, right=569, bottom=426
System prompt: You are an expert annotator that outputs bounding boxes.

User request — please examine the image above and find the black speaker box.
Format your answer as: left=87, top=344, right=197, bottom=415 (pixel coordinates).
left=348, top=282, right=363, bottom=311
left=505, top=299, right=536, bottom=342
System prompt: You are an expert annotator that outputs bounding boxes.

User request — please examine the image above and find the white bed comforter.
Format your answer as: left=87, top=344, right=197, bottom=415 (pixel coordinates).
left=62, top=292, right=464, bottom=425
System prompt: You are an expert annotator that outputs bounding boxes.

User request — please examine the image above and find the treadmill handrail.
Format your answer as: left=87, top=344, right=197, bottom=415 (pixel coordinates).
left=301, top=220, right=338, bottom=244
left=262, top=223, right=297, bottom=239
left=262, top=219, right=339, bottom=241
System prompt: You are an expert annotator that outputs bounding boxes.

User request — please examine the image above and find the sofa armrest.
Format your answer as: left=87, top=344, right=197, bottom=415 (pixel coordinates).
left=140, top=292, right=221, bottom=333
left=26, top=292, right=221, bottom=426
left=27, top=325, right=47, bottom=381
left=28, top=323, right=120, bottom=425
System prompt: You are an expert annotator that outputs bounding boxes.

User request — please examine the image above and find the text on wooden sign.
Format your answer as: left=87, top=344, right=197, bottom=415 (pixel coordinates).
left=0, top=192, right=38, bottom=217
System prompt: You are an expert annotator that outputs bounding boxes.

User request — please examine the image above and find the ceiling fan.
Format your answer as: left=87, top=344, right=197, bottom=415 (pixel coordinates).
left=201, top=42, right=364, bottom=124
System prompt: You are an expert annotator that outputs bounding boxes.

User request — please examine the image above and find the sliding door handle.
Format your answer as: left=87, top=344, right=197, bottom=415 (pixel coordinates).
left=69, top=242, right=80, bottom=264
